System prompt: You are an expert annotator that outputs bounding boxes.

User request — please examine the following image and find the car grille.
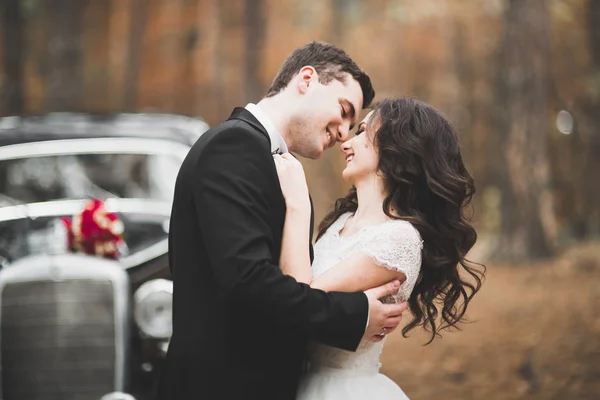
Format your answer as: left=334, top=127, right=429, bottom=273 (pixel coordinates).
left=1, top=279, right=116, bottom=400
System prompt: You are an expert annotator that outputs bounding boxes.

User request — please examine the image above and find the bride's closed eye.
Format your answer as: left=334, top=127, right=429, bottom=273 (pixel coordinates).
left=355, top=125, right=366, bottom=136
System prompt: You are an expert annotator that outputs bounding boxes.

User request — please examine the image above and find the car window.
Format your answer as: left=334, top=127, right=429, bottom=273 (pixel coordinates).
left=0, top=153, right=181, bottom=205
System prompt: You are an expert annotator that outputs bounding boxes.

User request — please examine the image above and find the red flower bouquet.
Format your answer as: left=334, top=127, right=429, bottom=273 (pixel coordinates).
left=62, top=198, right=127, bottom=259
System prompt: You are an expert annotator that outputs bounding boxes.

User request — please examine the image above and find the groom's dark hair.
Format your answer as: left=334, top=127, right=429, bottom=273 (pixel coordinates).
left=265, top=41, right=375, bottom=108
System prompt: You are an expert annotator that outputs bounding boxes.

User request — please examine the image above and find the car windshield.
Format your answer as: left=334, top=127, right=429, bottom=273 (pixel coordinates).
left=0, top=153, right=181, bottom=206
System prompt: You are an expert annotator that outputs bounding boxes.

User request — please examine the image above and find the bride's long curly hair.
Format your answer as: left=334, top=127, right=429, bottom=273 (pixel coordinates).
left=318, top=98, right=485, bottom=344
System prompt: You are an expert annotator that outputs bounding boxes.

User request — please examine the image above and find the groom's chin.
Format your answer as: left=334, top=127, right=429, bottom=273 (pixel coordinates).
left=302, top=147, right=324, bottom=160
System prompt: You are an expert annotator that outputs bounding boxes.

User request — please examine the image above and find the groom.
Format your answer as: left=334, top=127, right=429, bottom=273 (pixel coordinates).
left=157, top=41, right=408, bottom=399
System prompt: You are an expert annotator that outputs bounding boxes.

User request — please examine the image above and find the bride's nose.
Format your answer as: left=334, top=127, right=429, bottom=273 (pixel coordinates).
left=341, top=140, right=352, bottom=153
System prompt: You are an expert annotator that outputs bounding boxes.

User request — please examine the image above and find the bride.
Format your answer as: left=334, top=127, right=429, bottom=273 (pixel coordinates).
left=273, top=97, right=485, bottom=399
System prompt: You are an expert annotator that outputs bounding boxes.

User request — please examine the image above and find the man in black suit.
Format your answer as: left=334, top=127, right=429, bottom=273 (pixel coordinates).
left=157, top=41, right=408, bottom=399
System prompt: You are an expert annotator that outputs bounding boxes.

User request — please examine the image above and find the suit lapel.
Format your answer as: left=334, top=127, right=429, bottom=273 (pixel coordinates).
left=309, top=195, right=315, bottom=263
left=228, top=107, right=271, bottom=144
left=228, top=107, right=315, bottom=262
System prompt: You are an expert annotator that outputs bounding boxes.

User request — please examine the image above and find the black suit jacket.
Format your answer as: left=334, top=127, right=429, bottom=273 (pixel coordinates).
left=156, top=108, right=368, bottom=400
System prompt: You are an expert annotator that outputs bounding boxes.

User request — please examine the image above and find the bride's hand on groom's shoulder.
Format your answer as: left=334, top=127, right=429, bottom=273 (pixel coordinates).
left=273, top=153, right=310, bottom=212
left=363, top=280, right=409, bottom=343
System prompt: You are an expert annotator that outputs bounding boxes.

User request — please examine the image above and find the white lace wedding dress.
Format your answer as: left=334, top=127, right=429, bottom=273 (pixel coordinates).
left=296, top=212, right=423, bottom=400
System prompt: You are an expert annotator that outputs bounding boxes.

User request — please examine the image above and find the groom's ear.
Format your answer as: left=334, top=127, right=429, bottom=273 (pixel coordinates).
left=297, top=66, right=317, bottom=94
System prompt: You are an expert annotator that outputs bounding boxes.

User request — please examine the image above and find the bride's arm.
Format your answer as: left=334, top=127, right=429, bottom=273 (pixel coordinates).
left=281, top=206, right=407, bottom=291
left=279, top=206, right=312, bottom=284
left=315, top=224, right=422, bottom=295
left=280, top=206, right=407, bottom=293
left=273, top=153, right=408, bottom=292
left=310, top=254, right=406, bottom=293
left=273, top=154, right=313, bottom=284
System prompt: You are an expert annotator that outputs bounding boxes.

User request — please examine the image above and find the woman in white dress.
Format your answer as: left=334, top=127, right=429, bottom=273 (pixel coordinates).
left=273, top=97, right=485, bottom=399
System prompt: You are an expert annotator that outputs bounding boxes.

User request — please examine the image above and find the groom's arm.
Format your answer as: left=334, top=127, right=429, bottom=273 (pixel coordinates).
left=193, top=125, right=367, bottom=351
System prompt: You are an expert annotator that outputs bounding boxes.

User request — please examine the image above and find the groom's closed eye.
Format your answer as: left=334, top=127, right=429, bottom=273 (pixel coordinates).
left=339, top=99, right=357, bottom=129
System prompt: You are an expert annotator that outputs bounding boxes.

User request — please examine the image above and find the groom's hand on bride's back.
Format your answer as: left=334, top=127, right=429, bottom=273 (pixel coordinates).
left=363, top=280, right=409, bottom=343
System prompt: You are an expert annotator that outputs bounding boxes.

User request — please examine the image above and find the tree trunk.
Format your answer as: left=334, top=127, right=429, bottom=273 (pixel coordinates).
left=244, top=0, right=265, bottom=103
left=82, top=0, right=111, bottom=112
left=123, top=0, right=148, bottom=111
left=1, top=0, right=25, bottom=115
left=42, top=0, right=87, bottom=112
left=329, top=0, right=345, bottom=45
left=578, top=0, right=600, bottom=238
left=494, top=0, right=556, bottom=260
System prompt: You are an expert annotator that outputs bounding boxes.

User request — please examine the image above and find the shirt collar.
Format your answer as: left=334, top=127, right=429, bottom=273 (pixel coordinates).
left=244, top=103, right=288, bottom=154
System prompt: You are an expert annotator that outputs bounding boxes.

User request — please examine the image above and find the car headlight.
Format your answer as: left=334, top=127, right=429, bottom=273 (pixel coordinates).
left=134, top=279, right=173, bottom=339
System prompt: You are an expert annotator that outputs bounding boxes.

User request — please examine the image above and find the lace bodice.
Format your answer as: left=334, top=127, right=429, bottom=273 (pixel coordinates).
left=307, top=212, right=423, bottom=372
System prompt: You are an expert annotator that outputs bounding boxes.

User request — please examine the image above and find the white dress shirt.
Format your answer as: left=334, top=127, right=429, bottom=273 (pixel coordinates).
left=245, top=103, right=288, bottom=155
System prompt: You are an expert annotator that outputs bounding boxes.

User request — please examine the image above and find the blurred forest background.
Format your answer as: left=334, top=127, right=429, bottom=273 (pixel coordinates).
left=1, top=0, right=599, bottom=398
